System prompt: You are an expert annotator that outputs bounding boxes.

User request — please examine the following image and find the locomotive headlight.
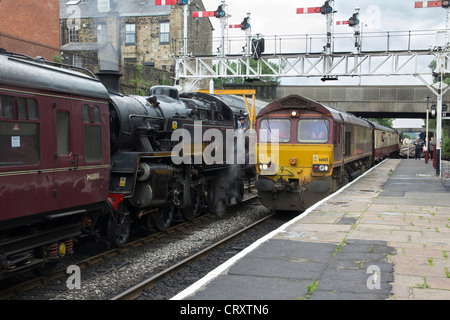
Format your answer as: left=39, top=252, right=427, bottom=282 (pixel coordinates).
left=313, top=164, right=329, bottom=172
left=259, top=162, right=272, bottom=171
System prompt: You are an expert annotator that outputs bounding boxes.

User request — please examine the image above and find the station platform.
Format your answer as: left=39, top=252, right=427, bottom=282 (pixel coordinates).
left=171, top=159, right=450, bottom=300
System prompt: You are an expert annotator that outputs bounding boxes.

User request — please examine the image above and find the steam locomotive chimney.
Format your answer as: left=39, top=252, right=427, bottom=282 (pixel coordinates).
left=96, top=70, right=123, bottom=95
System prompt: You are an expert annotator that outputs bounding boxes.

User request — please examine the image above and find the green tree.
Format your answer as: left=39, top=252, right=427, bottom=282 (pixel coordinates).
left=366, top=118, right=394, bottom=128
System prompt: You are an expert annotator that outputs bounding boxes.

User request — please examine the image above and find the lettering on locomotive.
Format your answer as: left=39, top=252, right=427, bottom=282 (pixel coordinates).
left=313, top=155, right=329, bottom=163
left=86, top=172, right=100, bottom=181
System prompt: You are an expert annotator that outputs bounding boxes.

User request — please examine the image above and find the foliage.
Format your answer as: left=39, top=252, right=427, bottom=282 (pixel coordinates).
left=212, top=59, right=280, bottom=88
left=121, top=63, right=171, bottom=95
left=53, top=53, right=63, bottom=63
left=366, top=118, right=394, bottom=128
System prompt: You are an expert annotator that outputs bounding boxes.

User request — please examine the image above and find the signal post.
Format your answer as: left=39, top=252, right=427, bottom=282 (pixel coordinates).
left=415, top=0, right=450, bottom=176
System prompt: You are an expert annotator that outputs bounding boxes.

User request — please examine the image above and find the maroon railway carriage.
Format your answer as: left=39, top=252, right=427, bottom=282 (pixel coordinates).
left=367, top=120, right=400, bottom=161
left=329, top=103, right=374, bottom=179
left=0, top=51, right=111, bottom=277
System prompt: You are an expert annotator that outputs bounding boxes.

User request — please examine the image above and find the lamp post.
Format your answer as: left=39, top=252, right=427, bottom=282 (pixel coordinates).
left=425, top=95, right=430, bottom=163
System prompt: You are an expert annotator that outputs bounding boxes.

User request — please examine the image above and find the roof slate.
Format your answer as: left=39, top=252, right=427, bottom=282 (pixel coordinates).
left=60, top=0, right=171, bottom=19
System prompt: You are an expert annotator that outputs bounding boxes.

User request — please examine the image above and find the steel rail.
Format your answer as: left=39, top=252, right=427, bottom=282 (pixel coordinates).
left=111, top=208, right=272, bottom=301
left=0, top=189, right=257, bottom=300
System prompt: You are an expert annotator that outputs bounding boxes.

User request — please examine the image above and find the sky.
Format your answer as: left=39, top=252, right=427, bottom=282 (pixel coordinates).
left=201, top=0, right=448, bottom=43
left=200, top=0, right=450, bottom=127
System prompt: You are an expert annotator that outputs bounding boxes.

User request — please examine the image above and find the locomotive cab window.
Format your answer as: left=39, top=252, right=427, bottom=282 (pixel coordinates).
left=298, top=119, right=329, bottom=143
left=83, top=104, right=102, bottom=162
left=259, top=119, right=291, bottom=143
left=0, top=95, right=40, bottom=166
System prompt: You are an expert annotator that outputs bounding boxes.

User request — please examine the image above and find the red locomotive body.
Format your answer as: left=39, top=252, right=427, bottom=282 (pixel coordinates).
left=255, top=95, right=400, bottom=212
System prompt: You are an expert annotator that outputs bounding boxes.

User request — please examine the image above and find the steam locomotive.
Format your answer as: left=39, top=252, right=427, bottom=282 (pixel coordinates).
left=0, top=49, right=253, bottom=279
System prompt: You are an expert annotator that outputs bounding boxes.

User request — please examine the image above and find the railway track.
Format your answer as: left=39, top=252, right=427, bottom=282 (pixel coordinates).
left=0, top=188, right=274, bottom=300
left=0, top=214, right=211, bottom=300
left=111, top=213, right=274, bottom=300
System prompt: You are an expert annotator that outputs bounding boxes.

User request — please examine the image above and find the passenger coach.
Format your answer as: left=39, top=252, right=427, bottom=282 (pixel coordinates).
left=0, top=52, right=111, bottom=276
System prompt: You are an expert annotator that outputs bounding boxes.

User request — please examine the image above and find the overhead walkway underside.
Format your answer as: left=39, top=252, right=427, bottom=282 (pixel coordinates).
left=275, top=85, right=450, bottom=118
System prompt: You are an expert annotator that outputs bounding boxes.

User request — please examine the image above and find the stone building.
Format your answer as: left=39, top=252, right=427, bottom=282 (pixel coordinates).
left=0, top=0, right=60, bottom=60
left=59, top=0, right=212, bottom=79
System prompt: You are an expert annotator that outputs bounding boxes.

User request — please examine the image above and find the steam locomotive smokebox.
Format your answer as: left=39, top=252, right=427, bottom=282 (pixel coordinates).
left=96, top=70, right=123, bottom=94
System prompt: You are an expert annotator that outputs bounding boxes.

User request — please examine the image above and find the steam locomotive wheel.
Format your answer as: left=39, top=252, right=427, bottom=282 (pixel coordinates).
left=234, top=179, right=245, bottom=204
left=107, top=208, right=131, bottom=248
left=150, top=206, right=174, bottom=231
left=207, top=184, right=226, bottom=218
left=182, top=192, right=201, bottom=221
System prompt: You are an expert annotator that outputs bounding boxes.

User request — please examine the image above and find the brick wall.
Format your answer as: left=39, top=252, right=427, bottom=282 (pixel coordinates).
left=0, top=0, right=60, bottom=60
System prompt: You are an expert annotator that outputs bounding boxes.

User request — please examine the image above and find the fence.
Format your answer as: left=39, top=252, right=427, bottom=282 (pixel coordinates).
left=172, top=29, right=449, bottom=56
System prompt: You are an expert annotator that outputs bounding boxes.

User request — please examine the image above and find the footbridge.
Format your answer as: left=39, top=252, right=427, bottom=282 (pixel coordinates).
left=275, top=85, right=449, bottom=119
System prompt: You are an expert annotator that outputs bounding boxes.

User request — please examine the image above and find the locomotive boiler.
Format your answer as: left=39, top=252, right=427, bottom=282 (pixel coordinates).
left=105, top=77, right=253, bottom=244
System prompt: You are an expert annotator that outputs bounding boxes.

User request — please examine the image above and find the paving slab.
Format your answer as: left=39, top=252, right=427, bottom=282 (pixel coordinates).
left=173, top=159, right=450, bottom=300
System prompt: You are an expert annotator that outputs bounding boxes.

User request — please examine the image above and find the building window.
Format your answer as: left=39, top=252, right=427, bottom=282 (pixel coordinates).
left=124, top=58, right=137, bottom=65
left=68, top=27, right=79, bottom=43
left=97, top=23, right=107, bottom=43
left=160, top=21, right=170, bottom=44
left=73, top=55, right=83, bottom=68
left=126, top=23, right=136, bottom=45
left=97, top=0, right=110, bottom=12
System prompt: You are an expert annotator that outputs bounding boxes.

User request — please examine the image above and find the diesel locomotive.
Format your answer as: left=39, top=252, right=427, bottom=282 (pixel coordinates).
left=0, top=50, right=253, bottom=279
left=255, top=95, right=400, bottom=212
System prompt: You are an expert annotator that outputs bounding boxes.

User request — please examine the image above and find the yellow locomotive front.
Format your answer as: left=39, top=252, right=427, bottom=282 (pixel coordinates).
left=255, top=95, right=336, bottom=212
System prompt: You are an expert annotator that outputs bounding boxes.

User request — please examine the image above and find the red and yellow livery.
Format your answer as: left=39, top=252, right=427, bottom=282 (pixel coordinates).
left=255, top=95, right=399, bottom=211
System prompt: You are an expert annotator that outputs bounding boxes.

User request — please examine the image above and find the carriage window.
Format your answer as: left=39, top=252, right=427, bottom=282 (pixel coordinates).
left=56, top=111, right=71, bottom=156
left=18, top=98, right=27, bottom=119
left=0, top=122, right=40, bottom=166
left=82, top=104, right=90, bottom=122
left=18, top=97, right=39, bottom=120
left=0, top=95, right=14, bottom=119
left=259, top=119, right=291, bottom=143
left=0, top=95, right=40, bottom=166
left=83, top=104, right=102, bottom=162
left=94, top=106, right=100, bottom=123
left=298, top=119, right=329, bottom=143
